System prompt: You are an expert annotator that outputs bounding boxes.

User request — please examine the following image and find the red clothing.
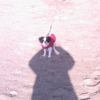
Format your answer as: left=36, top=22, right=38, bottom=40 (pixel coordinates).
left=41, top=34, right=56, bottom=49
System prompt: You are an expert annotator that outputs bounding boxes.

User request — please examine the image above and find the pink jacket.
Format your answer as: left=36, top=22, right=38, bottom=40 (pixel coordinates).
left=41, top=34, right=56, bottom=49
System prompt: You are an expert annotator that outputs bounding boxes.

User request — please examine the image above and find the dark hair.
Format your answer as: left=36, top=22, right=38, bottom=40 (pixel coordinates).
left=46, top=37, right=51, bottom=43
left=39, top=37, right=44, bottom=43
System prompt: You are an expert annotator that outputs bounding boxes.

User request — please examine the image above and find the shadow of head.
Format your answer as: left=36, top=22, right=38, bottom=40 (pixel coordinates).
left=29, top=46, right=77, bottom=100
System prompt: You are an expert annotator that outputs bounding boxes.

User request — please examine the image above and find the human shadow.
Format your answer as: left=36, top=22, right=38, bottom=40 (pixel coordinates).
left=29, top=46, right=78, bottom=100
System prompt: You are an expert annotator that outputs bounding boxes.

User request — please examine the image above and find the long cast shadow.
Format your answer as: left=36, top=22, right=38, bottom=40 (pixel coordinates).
left=29, top=46, right=78, bottom=100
